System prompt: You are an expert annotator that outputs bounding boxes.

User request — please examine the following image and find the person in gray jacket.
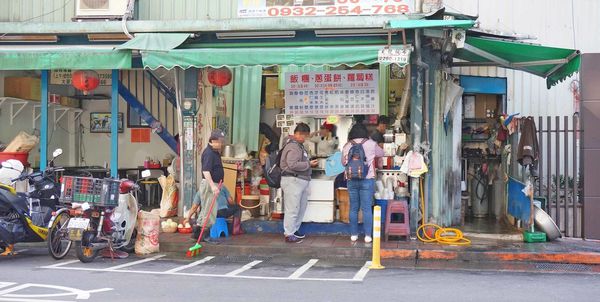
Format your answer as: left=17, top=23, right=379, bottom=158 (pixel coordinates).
left=280, top=123, right=319, bottom=243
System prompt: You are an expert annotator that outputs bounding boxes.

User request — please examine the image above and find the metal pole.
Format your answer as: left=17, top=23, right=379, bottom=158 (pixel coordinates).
left=40, top=70, right=49, bottom=171
left=110, top=69, right=119, bottom=178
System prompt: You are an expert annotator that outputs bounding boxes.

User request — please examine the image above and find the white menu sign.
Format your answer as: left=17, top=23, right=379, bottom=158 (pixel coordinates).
left=284, top=70, right=379, bottom=116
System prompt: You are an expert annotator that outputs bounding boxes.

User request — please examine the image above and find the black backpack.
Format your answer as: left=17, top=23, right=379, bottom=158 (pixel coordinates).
left=344, top=139, right=369, bottom=180
left=264, top=141, right=294, bottom=188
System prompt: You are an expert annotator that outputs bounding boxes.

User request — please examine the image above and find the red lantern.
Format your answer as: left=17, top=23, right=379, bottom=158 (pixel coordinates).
left=207, top=67, right=232, bottom=87
left=72, top=70, right=100, bottom=95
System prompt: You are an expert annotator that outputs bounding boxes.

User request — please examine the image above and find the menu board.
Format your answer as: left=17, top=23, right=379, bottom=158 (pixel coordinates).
left=284, top=70, right=379, bottom=116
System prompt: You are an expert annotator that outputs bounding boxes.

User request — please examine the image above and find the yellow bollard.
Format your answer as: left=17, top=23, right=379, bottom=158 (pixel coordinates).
left=369, top=205, right=385, bottom=269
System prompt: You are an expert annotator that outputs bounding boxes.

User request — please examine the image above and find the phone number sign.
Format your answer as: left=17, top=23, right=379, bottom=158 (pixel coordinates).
left=238, top=0, right=413, bottom=18
left=284, top=70, right=379, bottom=116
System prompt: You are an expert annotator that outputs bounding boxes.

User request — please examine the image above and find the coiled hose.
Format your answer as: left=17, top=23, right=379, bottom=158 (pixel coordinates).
left=417, top=177, right=471, bottom=246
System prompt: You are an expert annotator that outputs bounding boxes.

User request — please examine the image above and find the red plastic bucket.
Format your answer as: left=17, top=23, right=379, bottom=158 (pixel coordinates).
left=0, top=152, right=30, bottom=166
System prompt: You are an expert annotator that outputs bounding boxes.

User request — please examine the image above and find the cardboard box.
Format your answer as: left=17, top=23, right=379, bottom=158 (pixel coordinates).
left=474, top=94, right=499, bottom=119
left=59, top=96, right=80, bottom=108
left=265, top=77, right=285, bottom=109
left=4, top=77, right=41, bottom=101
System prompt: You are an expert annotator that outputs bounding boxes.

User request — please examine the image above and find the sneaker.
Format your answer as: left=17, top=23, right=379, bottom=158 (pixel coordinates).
left=285, top=235, right=303, bottom=243
left=350, top=235, right=358, bottom=242
left=364, top=236, right=372, bottom=243
left=294, top=231, right=306, bottom=239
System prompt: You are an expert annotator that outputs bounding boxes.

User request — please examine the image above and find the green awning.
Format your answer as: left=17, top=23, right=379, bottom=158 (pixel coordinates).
left=0, top=48, right=132, bottom=70
left=115, top=33, right=191, bottom=52
left=142, top=46, right=382, bottom=70
left=454, top=36, right=580, bottom=88
left=386, top=19, right=475, bottom=29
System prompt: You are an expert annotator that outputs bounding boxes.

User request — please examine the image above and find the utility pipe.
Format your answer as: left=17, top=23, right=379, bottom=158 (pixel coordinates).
left=414, top=30, right=430, bottom=144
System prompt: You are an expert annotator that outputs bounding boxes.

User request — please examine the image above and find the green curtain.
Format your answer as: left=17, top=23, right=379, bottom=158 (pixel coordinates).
left=278, top=65, right=330, bottom=90
left=233, top=66, right=262, bottom=152
left=378, top=63, right=390, bottom=116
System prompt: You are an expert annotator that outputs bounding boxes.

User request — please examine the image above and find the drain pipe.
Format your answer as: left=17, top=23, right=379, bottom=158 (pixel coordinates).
left=414, top=29, right=430, bottom=145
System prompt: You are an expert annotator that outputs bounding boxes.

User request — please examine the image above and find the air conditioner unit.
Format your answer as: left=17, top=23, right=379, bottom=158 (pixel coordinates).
left=75, top=0, right=130, bottom=19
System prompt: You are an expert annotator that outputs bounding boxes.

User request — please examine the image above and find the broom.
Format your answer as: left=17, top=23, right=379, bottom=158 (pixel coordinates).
left=187, top=181, right=223, bottom=257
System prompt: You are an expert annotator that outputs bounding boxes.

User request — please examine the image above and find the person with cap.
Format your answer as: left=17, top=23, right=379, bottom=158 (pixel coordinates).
left=370, top=115, right=389, bottom=147
left=309, top=122, right=339, bottom=157
left=185, top=129, right=243, bottom=240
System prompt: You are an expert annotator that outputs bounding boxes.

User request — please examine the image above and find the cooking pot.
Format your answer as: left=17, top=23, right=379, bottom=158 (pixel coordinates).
left=222, top=145, right=234, bottom=158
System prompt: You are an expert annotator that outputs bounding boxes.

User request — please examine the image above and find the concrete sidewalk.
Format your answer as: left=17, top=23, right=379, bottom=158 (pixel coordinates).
left=159, top=232, right=600, bottom=265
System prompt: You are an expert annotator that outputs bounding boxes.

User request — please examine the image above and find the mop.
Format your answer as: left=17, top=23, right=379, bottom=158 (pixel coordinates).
left=187, top=181, right=223, bottom=257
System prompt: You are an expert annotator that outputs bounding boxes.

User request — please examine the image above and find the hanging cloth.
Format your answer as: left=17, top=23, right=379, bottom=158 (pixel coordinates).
left=517, top=117, right=539, bottom=169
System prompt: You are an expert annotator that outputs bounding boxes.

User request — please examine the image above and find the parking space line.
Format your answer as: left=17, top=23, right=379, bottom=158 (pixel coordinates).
left=164, top=256, right=215, bottom=273
left=225, top=260, right=263, bottom=276
left=102, top=254, right=165, bottom=271
left=289, top=259, right=319, bottom=279
left=352, top=261, right=371, bottom=281
left=41, top=260, right=80, bottom=268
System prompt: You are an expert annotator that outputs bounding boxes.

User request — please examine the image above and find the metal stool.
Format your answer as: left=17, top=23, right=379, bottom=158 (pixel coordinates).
left=384, top=199, right=410, bottom=241
left=140, top=179, right=161, bottom=207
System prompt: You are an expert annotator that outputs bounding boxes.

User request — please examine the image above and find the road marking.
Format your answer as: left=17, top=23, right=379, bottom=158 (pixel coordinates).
left=352, top=261, right=371, bottom=281
left=102, top=254, right=165, bottom=271
left=164, top=256, right=215, bottom=273
left=289, top=259, right=319, bottom=279
left=0, top=282, right=112, bottom=300
left=0, top=283, right=15, bottom=290
left=42, top=260, right=79, bottom=268
left=225, top=260, right=263, bottom=276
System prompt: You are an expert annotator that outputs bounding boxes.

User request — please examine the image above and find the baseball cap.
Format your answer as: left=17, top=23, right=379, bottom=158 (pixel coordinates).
left=210, top=129, right=225, bottom=141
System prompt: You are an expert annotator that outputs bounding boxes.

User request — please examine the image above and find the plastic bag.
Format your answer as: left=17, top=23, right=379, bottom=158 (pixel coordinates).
left=4, top=131, right=39, bottom=153
left=158, top=175, right=178, bottom=218
left=135, top=210, right=160, bottom=255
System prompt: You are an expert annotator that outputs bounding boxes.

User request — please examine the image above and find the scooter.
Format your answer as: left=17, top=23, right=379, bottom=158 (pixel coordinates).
left=63, top=170, right=148, bottom=263
left=0, top=149, right=69, bottom=256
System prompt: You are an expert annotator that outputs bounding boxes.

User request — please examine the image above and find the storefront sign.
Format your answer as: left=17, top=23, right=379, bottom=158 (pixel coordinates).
left=50, top=70, right=112, bottom=86
left=378, top=48, right=411, bottom=66
left=284, top=70, right=379, bottom=116
left=238, top=0, right=413, bottom=18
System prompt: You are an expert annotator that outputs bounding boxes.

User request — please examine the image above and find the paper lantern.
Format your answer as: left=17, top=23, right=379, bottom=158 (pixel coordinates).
left=207, top=67, right=232, bottom=87
left=72, top=70, right=100, bottom=94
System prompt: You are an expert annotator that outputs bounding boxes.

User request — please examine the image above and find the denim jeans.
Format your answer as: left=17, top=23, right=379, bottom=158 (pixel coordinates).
left=347, top=178, right=375, bottom=237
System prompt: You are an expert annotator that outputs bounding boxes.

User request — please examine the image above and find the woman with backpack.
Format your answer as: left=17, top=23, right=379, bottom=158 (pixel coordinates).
left=342, top=123, right=385, bottom=243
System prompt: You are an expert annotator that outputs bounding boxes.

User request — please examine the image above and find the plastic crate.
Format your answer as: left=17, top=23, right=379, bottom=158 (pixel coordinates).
left=60, top=176, right=120, bottom=207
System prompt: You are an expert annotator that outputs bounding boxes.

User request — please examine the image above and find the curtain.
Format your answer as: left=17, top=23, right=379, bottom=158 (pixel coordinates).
left=378, top=63, right=390, bottom=116
left=233, top=66, right=263, bottom=152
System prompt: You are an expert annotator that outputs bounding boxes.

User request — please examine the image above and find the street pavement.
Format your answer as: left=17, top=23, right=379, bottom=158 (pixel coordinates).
left=1, top=245, right=600, bottom=302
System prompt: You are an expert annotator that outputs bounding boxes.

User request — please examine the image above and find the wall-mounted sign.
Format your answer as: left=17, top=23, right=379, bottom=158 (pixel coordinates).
left=50, top=70, right=112, bottom=86
left=238, top=0, right=413, bottom=18
left=378, top=48, right=411, bottom=66
left=284, top=70, right=379, bottom=116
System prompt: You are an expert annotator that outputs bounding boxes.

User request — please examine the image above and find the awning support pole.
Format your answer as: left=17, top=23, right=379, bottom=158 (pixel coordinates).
left=40, top=70, right=49, bottom=171
left=543, top=50, right=580, bottom=78
left=110, top=69, right=119, bottom=178
left=462, top=43, right=546, bottom=77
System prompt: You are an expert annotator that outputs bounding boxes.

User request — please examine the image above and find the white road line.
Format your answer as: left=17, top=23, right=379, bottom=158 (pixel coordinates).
left=41, top=266, right=362, bottom=282
left=225, top=260, right=263, bottom=276
left=288, top=259, right=319, bottom=279
left=41, top=260, right=79, bottom=268
left=15, top=249, right=29, bottom=254
left=164, top=256, right=215, bottom=273
left=352, top=261, right=371, bottom=281
left=0, top=298, right=70, bottom=302
left=102, top=254, right=165, bottom=271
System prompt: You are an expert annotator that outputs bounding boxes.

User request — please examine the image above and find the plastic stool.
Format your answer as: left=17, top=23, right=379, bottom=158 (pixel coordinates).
left=384, top=199, right=410, bottom=241
left=210, top=217, right=229, bottom=239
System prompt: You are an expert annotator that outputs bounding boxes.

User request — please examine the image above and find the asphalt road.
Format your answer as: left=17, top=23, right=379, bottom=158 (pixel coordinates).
left=1, top=247, right=600, bottom=302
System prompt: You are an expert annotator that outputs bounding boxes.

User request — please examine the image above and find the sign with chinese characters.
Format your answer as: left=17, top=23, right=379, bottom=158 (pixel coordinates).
left=50, top=70, right=112, bottom=86
left=284, top=70, right=379, bottom=116
left=238, top=0, right=413, bottom=18
left=378, top=48, right=411, bottom=66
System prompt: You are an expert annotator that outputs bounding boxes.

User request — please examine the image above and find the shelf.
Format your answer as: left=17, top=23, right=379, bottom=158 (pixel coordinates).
left=0, top=96, right=82, bottom=128
left=463, top=118, right=490, bottom=123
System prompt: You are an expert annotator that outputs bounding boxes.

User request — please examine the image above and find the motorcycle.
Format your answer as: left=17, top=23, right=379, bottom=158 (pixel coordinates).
left=62, top=170, right=148, bottom=263
left=0, top=149, right=71, bottom=257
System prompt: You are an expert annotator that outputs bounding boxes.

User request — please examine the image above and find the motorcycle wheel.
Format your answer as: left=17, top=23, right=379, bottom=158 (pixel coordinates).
left=47, top=212, right=73, bottom=260
left=75, top=240, right=98, bottom=263
left=120, top=229, right=137, bottom=253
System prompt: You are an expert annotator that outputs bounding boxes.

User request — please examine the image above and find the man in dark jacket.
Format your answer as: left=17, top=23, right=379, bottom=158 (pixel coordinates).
left=280, top=123, right=318, bottom=243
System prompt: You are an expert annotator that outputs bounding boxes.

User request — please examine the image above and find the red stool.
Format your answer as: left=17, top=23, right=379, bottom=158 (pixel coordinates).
left=384, top=199, right=410, bottom=241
